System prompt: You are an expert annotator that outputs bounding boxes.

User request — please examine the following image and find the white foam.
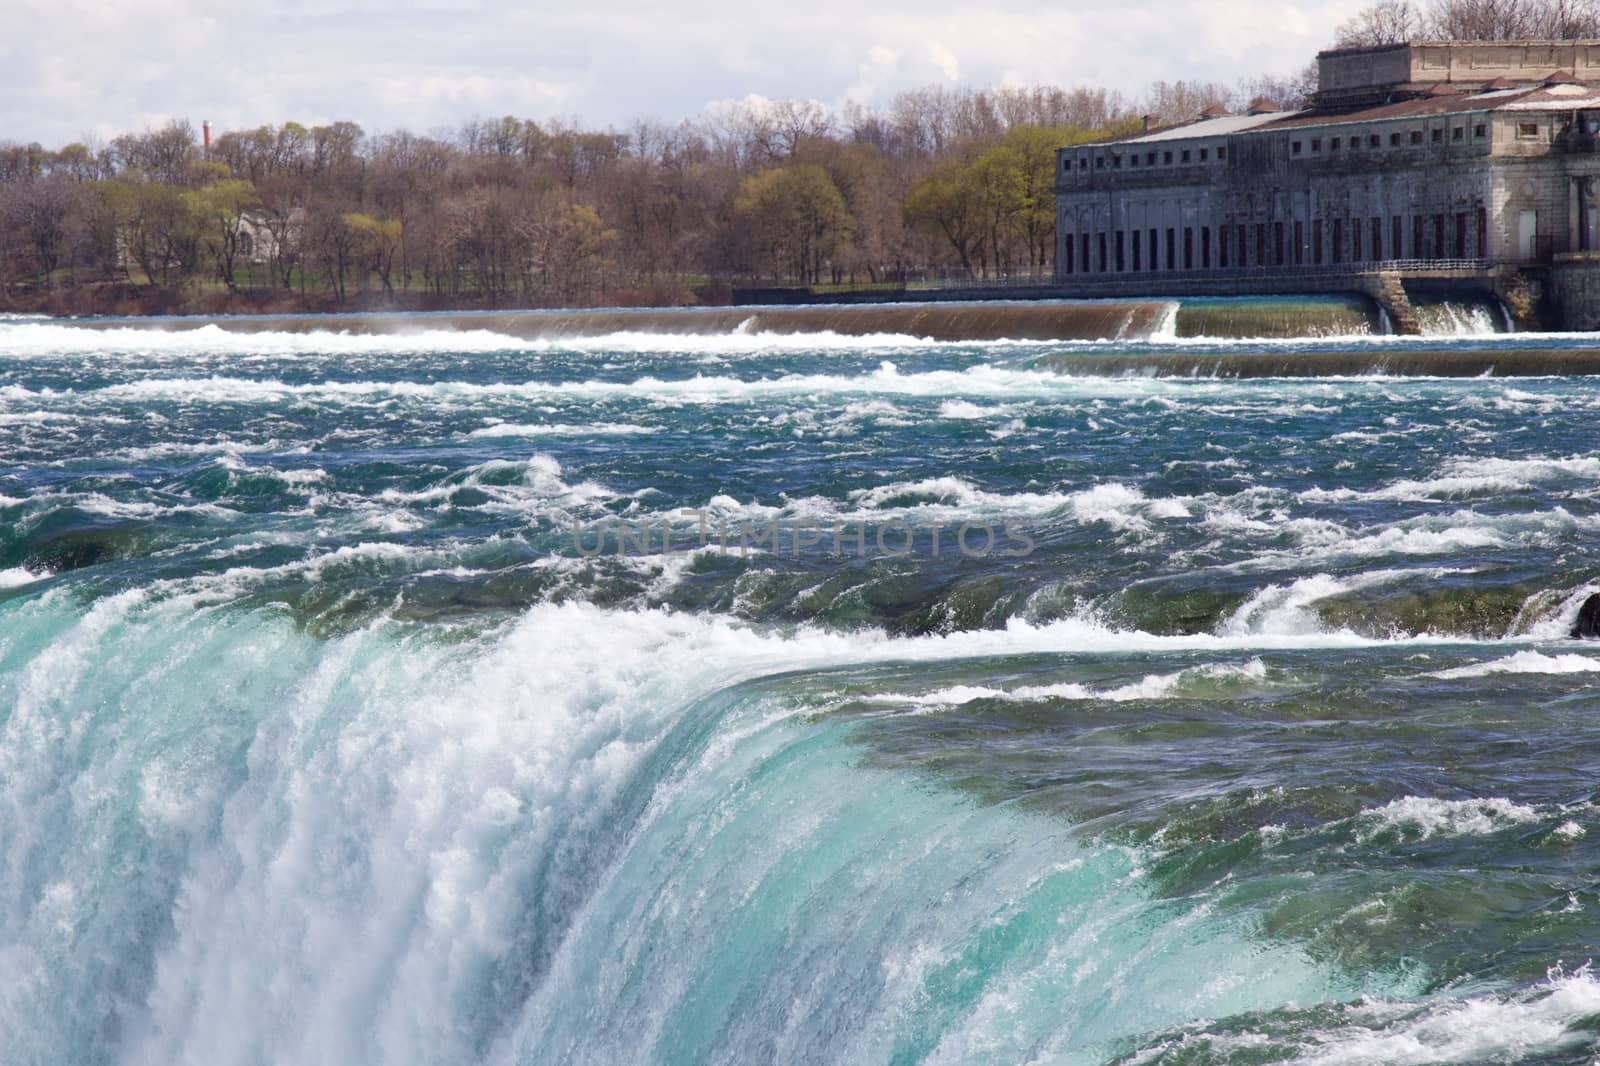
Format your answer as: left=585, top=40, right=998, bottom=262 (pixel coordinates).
left=0, top=566, right=45, bottom=589
left=1296, top=967, right=1600, bottom=1065
left=1355, top=796, right=1543, bottom=842
left=0, top=363, right=1348, bottom=412
left=1221, top=570, right=1442, bottom=638
left=0, top=321, right=1015, bottom=360
left=885, top=659, right=1269, bottom=708
left=1429, top=650, right=1600, bottom=678
left=467, top=422, right=658, bottom=438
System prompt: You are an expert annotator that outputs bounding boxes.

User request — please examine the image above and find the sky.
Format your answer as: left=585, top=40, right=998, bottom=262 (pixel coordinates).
left=4, top=0, right=1369, bottom=146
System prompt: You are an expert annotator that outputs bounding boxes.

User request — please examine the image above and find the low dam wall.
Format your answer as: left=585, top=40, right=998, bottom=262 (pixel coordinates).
left=60, top=295, right=1470, bottom=343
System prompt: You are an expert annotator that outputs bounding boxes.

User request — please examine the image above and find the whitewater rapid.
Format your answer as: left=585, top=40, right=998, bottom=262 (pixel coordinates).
left=2, top=317, right=1599, bottom=1065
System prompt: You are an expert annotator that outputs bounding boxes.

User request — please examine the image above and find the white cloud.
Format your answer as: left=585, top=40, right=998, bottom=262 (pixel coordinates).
left=928, top=42, right=961, bottom=82
left=1, top=0, right=1370, bottom=145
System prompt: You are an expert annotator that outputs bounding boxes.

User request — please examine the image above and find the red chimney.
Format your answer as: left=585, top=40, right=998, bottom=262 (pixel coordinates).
left=203, top=121, right=212, bottom=154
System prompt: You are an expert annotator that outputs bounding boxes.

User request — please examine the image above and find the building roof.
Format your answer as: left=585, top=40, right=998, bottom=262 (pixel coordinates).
left=1087, top=78, right=1600, bottom=148
left=1111, top=111, right=1302, bottom=144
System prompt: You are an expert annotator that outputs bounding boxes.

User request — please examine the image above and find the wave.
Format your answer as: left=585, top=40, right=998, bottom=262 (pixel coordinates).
left=466, top=421, right=659, bottom=438
left=875, top=659, right=1270, bottom=709
left=1038, top=346, right=1600, bottom=378
left=0, top=565, right=45, bottom=589
left=1294, top=967, right=1600, bottom=1065
left=1353, top=796, right=1544, bottom=842
left=1429, top=649, right=1600, bottom=678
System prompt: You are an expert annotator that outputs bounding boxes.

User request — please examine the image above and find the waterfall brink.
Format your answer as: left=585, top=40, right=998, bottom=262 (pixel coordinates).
left=1037, top=347, right=1600, bottom=378
left=63, top=304, right=1181, bottom=343
left=44, top=293, right=1512, bottom=343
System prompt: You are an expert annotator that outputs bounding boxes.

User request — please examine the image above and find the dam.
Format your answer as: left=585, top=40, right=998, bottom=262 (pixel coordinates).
left=46, top=292, right=1587, bottom=380
left=62, top=293, right=1501, bottom=344
left=1054, top=39, right=1600, bottom=334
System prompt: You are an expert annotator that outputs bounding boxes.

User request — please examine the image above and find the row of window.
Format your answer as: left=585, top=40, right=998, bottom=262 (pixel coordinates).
left=1060, top=209, right=1489, bottom=275
left=1290, top=122, right=1490, bottom=155
left=1062, top=119, right=1508, bottom=178
left=1071, top=144, right=1227, bottom=172
left=1073, top=144, right=1229, bottom=172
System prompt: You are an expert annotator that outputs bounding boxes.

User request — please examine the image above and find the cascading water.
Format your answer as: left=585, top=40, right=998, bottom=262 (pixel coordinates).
left=1413, top=296, right=1510, bottom=337
left=1170, top=295, right=1382, bottom=339
left=3, top=316, right=1600, bottom=1065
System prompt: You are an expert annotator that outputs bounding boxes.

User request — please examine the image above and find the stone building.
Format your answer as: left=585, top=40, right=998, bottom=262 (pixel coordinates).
left=1055, top=41, right=1600, bottom=283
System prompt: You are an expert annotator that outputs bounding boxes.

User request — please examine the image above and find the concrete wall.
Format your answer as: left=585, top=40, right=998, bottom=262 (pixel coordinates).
left=1318, top=46, right=1413, bottom=96
left=1549, top=256, right=1600, bottom=329
left=1318, top=42, right=1600, bottom=105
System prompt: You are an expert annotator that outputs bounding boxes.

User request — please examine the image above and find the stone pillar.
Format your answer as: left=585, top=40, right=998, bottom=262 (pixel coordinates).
left=1578, top=178, right=1589, bottom=253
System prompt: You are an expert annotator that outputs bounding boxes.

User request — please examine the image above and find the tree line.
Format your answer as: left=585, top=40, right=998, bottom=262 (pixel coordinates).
left=0, top=72, right=1308, bottom=312
left=1337, top=0, right=1600, bottom=46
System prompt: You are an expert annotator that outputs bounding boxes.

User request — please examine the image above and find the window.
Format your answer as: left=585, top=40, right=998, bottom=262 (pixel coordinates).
left=1217, top=146, right=1227, bottom=159
left=1079, top=158, right=1088, bottom=170
left=1181, top=149, right=1191, bottom=162
left=1164, top=150, right=1174, bottom=164
left=1517, top=122, right=1540, bottom=139
left=1129, top=155, right=1139, bottom=167
left=1453, top=126, right=1465, bottom=142
left=1409, top=130, right=1423, bottom=144
left=1147, top=151, right=1157, bottom=165
left=1331, top=136, right=1342, bottom=150
left=1292, top=140, right=1303, bottom=155
left=1431, top=128, right=1443, bottom=143
left=1390, top=132, right=1402, bottom=146
left=1199, top=147, right=1209, bottom=161
left=1311, top=138, right=1322, bottom=152
left=1096, top=155, right=1106, bottom=168
left=1369, top=133, right=1381, bottom=147
left=1112, top=155, right=1122, bottom=168
left=1475, top=123, right=1487, bottom=138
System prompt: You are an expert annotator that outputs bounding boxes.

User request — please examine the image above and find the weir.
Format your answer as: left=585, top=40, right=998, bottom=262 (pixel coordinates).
left=60, top=294, right=1502, bottom=343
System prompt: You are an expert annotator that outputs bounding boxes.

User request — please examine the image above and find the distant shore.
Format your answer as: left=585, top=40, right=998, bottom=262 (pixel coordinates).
left=0, top=281, right=734, bottom=319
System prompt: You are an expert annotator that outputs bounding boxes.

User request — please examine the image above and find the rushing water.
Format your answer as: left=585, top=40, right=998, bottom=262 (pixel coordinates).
left=2, top=316, right=1599, bottom=1065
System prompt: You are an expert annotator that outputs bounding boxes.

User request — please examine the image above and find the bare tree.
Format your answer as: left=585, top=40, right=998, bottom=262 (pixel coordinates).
left=1337, top=0, right=1600, bottom=43
left=1336, top=0, right=1424, bottom=45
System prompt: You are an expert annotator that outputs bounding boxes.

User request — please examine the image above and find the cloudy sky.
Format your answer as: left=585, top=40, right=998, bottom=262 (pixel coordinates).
left=5, top=0, right=1367, bottom=145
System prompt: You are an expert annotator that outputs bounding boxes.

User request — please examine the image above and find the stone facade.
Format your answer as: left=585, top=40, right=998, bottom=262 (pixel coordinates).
left=1055, top=42, right=1600, bottom=298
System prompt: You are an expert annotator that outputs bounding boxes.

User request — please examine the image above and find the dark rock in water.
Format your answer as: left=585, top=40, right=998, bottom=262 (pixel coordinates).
left=1573, top=593, right=1600, bottom=639
left=21, top=522, right=149, bottom=574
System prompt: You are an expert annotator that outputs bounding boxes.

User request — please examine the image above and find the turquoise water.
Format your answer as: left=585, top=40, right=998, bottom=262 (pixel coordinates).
left=1, top=317, right=1599, bottom=1064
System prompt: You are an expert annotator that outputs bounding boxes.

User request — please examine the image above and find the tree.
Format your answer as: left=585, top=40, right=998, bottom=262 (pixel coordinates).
left=0, top=176, right=78, bottom=284
left=187, top=179, right=258, bottom=291
left=1336, top=0, right=1424, bottom=45
left=734, top=164, right=854, bottom=283
left=1335, top=0, right=1600, bottom=44
left=902, top=159, right=989, bottom=276
left=344, top=213, right=403, bottom=294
